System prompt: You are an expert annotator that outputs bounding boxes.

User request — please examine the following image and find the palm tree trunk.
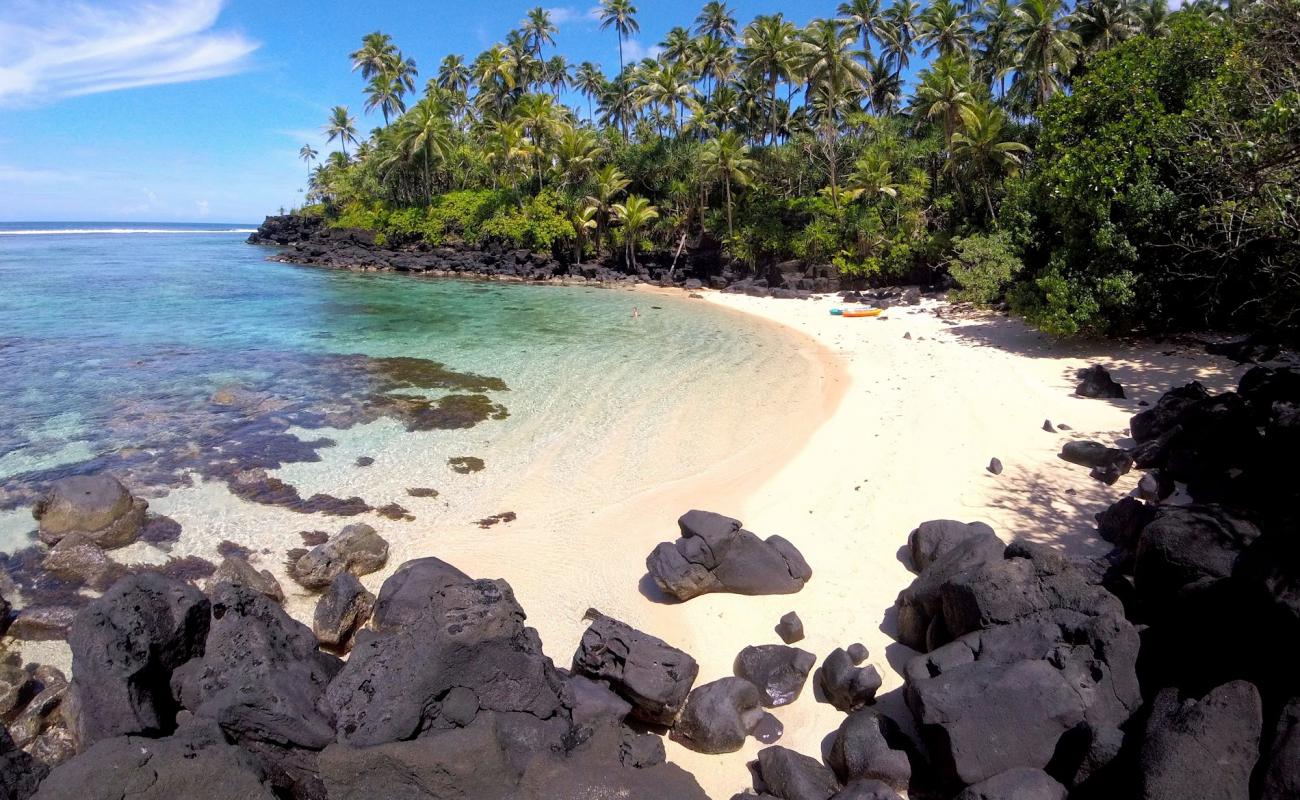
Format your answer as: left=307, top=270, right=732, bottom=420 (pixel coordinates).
left=424, top=150, right=432, bottom=206
left=725, top=177, right=733, bottom=240
left=769, top=73, right=779, bottom=145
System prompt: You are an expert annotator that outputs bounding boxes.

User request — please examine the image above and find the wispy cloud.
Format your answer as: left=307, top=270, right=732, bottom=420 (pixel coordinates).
left=546, top=6, right=581, bottom=25
left=622, top=39, right=662, bottom=62
left=0, top=0, right=259, bottom=106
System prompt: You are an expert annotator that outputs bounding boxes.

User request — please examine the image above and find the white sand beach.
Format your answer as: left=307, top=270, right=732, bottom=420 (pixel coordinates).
left=648, top=291, right=1246, bottom=798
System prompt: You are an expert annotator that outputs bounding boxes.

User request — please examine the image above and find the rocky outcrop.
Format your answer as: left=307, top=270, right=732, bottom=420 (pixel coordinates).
left=64, top=573, right=209, bottom=748
left=1137, top=681, right=1262, bottom=800
left=312, top=573, right=373, bottom=652
left=571, top=612, right=699, bottom=726
left=646, top=510, right=812, bottom=601
left=32, top=475, right=147, bottom=549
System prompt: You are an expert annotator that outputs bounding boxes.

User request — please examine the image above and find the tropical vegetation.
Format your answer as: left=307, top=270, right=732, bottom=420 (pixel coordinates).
left=297, top=0, right=1299, bottom=336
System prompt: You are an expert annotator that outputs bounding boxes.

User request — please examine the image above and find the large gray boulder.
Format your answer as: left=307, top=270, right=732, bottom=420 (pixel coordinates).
left=64, top=573, right=209, bottom=748
left=40, top=534, right=116, bottom=588
left=670, top=677, right=767, bottom=754
left=33, top=474, right=147, bottom=549
left=1138, top=681, right=1262, bottom=800
left=827, top=710, right=913, bottom=791
left=755, top=746, right=842, bottom=800
left=1134, top=505, right=1261, bottom=620
left=31, top=721, right=276, bottom=800
left=907, top=520, right=997, bottom=573
left=571, top=613, right=699, bottom=726
left=953, top=768, right=1067, bottom=800
left=327, top=570, right=565, bottom=746
left=819, top=648, right=882, bottom=712
left=896, top=525, right=1005, bottom=651
left=207, top=556, right=284, bottom=603
left=312, top=572, right=374, bottom=652
left=646, top=510, right=812, bottom=601
left=735, top=644, right=816, bottom=707
left=369, top=556, right=470, bottom=631
left=288, top=523, right=388, bottom=590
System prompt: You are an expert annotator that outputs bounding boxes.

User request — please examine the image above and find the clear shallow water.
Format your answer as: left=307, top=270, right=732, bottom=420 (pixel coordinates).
left=0, top=224, right=800, bottom=608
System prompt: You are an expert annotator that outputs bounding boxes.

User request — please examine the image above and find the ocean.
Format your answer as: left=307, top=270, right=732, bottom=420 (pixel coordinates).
left=0, top=222, right=809, bottom=632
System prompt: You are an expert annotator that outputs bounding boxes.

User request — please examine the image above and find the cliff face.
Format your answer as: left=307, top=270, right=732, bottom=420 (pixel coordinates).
left=245, top=214, right=326, bottom=246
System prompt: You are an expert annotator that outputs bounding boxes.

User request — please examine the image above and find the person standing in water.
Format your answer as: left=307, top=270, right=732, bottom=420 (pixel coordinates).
left=632, top=306, right=640, bottom=319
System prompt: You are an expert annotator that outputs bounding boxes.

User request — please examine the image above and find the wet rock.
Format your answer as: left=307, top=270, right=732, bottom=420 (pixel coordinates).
left=1138, top=681, right=1261, bottom=800
left=0, top=591, right=9, bottom=638
left=646, top=510, right=812, bottom=601
left=207, top=556, right=284, bottom=603
left=448, top=456, right=485, bottom=473
left=572, top=612, right=699, bottom=727
left=7, top=666, right=67, bottom=749
left=354, top=456, right=374, bottom=467
left=827, top=709, right=913, bottom=791
left=288, top=522, right=389, bottom=590
left=5, top=607, right=78, bottom=642
left=40, top=534, right=114, bottom=588
left=25, top=725, right=76, bottom=770
left=1059, top=441, right=1133, bottom=485
left=1, top=661, right=29, bottom=718
left=313, top=572, right=374, bottom=652
left=405, top=487, right=438, bottom=498
left=671, top=677, right=766, bottom=754
left=734, top=644, right=816, bottom=707
left=64, top=573, right=210, bottom=748
left=755, top=745, right=842, bottom=800
left=777, top=611, right=805, bottom=644
left=819, top=648, right=882, bottom=712
left=31, top=721, right=276, bottom=800
left=33, top=474, right=147, bottom=549
left=1075, top=366, right=1124, bottom=399
left=954, top=768, right=1066, bottom=800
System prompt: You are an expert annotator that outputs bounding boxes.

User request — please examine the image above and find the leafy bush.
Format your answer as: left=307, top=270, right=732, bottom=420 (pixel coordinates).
left=479, top=191, right=574, bottom=252
left=948, top=232, right=1023, bottom=304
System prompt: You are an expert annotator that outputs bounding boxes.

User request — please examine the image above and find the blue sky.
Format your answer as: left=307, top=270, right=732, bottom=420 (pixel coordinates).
left=0, top=0, right=843, bottom=223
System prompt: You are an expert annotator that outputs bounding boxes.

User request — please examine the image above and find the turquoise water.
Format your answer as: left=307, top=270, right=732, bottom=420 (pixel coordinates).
left=0, top=225, right=798, bottom=583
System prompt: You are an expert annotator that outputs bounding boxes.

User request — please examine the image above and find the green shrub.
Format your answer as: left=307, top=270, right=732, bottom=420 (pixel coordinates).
left=948, top=232, right=1023, bottom=304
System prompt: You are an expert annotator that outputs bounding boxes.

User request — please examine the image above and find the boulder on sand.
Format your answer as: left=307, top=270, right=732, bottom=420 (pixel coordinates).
left=40, top=533, right=116, bottom=588
left=33, top=474, right=147, bottom=549
left=288, top=522, right=388, bottom=590
left=1074, top=365, right=1125, bottom=399
left=1058, top=441, right=1133, bottom=485
left=896, top=524, right=1005, bottom=652
left=670, top=677, right=767, bottom=754
left=645, top=510, right=812, bottom=601
left=313, top=572, right=374, bottom=652
left=64, top=573, right=209, bottom=748
left=734, top=644, right=816, bottom=707
left=572, top=612, right=699, bottom=727
left=369, top=556, right=470, bottom=631
left=755, top=745, right=843, bottom=800
left=827, top=709, right=913, bottom=791
left=819, top=648, right=883, bottom=712
left=777, top=611, right=805, bottom=644
left=1138, top=681, right=1262, bottom=800
left=907, top=520, right=998, bottom=573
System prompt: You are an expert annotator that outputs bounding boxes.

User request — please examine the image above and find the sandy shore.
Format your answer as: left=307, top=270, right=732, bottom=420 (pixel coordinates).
left=653, top=292, right=1246, bottom=798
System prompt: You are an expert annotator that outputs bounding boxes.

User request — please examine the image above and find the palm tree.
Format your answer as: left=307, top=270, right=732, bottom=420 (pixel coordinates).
left=910, top=55, right=974, bottom=151
left=570, top=204, right=599, bottom=263
left=801, top=18, right=872, bottom=128
left=324, top=106, right=359, bottom=157
left=1073, top=0, right=1138, bottom=54
left=695, top=1, right=738, bottom=42
left=573, top=62, right=607, bottom=122
left=514, top=93, right=560, bottom=186
left=919, top=0, right=975, bottom=58
left=1134, top=0, right=1171, bottom=36
left=867, top=53, right=903, bottom=114
left=397, top=98, right=453, bottom=203
left=437, top=54, right=472, bottom=94
left=586, top=164, right=630, bottom=252
left=298, top=144, right=319, bottom=184
left=844, top=151, right=902, bottom=203
left=351, top=32, right=398, bottom=80
left=551, top=126, right=601, bottom=189
left=661, top=26, right=694, bottom=64
left=366, top=73, right=407, bottom=125
left=698, top=131, right=755, bottom=239
left=599, top=0, right=641, bottom=77
left=975, top=0, right=1018, bottom=98
left=949, top=101, right=1030, bottom=219
left=692, top=35, right=735, bottom=102
left=523, top=7, right=558, bottom=55
left=637, top=60, right=698, bottom=133
left=838, top=0, right=883, bottom=63
left=880, top=0, right=920, bottom=78
left=1011, top=0, right=1082, bottom=110
left=740, top=14, right=797, bottom=145
left=613, top=195, right=658, bottom=270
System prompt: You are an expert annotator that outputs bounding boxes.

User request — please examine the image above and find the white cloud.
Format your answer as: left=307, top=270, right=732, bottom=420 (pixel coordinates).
left=622, top=39, right=662, bottom=63
left=585, top=5, right=605, bottom=22
left=0, top=0, right=259, bottom=106
left=546, top=6, right=580, bottom=25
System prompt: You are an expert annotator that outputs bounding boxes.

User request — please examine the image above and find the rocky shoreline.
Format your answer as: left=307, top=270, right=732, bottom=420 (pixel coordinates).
left=3, top=363, right=1297, bottom=799
left=247, top=214, right=942, bottom=303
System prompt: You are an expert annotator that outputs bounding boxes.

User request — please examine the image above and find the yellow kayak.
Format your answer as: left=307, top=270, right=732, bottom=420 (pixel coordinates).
left=840, top=308, right=883, bottom=318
